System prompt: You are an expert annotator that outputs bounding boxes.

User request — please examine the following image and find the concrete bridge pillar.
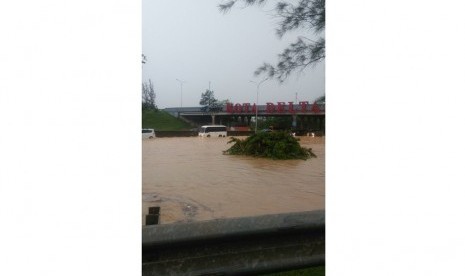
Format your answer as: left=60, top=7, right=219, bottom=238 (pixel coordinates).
left=302, top=116, right=309, bottom=130
left=211, top=115, right=216, bottom=125
left=292, top=115, right=297, bottom=128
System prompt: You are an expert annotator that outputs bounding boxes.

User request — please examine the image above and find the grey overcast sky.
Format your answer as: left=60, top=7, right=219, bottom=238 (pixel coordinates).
left=142, top=0, right=325, bottom=109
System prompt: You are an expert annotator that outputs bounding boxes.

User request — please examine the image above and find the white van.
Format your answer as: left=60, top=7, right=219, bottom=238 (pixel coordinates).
left=198, top=125, right=227, bottom=137
left=142, top=129, right=156, bottom=139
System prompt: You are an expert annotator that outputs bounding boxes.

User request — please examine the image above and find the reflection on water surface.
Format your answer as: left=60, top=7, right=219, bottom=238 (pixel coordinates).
left=142, top=136, right=324, bottom=224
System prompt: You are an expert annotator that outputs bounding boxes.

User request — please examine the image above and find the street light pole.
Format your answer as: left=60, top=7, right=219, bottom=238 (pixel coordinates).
left=250, top=78, right=269, bottom=133
left=176, top=79, right=186, bottom=107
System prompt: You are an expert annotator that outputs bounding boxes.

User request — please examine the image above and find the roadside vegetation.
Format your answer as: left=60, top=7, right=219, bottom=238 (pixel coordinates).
left=219, top=0, right=325, bottom=83
left=224, top=131, right=316, bottom=160
left=142, top=109, right=192, bottom=131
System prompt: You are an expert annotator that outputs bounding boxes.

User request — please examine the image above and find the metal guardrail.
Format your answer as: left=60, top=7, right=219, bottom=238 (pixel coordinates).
left=142, top=210, right=325, bottom=276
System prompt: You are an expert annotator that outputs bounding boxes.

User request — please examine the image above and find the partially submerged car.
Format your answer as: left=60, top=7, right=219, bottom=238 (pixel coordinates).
left=142, top=129, right=156, bottom=139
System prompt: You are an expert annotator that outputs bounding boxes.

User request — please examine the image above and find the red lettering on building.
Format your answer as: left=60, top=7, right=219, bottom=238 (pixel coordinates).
left=288, top=102, right=295, bottom=113
left=224, top=100, right=321, bottom=114
left=266, top=102, right=276, bottom=113
left=234, top=103, right=242, bottom=113
left=311, top=101, right=321, bottom=113
left=242, top=103, right=250, bottom=113
left=299, top=101, right=309, bottom=112
left=226, top=103, right=234, bottom=113
left=251, top=103, right=257, bottom=113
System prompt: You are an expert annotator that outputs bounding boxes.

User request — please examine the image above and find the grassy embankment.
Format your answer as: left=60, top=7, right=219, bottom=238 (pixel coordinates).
left=142, top=109, right=192, bottom=131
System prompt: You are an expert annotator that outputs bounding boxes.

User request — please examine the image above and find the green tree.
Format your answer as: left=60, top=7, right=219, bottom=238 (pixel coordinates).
left=315, top=95, right=325, bottom=104
left=199, top=89, right=224, bottom=112
left=219, top=0, right=325, bottom=82
left=142, top=79, right=157, bottom=111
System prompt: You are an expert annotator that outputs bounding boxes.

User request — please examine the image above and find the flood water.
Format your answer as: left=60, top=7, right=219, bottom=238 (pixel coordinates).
left=142, top=136, right=325, bottom=224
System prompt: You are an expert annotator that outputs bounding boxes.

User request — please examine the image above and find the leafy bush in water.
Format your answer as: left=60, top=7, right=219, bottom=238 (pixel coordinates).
left=224, top=131, right=317, bottom=160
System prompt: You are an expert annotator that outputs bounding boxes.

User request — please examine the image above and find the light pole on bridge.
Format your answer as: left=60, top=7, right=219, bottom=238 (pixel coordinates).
left=249, top=78, right=269, bottom=133
left=176, top=78, right=186, bottom=108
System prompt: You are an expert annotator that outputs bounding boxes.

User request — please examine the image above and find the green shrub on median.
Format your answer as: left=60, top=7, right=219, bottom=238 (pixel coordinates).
left=224, top=131, right=317, bottom=160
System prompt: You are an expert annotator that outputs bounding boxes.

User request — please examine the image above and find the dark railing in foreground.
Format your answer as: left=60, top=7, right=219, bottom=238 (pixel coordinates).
left=142, top=210, right=325, bottom=276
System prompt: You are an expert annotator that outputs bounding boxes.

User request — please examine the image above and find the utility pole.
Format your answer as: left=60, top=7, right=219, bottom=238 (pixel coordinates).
left=249, top=78, right=269, bottom=133
left=176, top=79, right=186, bottom=107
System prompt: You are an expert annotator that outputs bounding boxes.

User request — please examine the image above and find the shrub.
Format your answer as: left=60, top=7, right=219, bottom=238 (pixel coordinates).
left=224, top=131, right=317, bottom=160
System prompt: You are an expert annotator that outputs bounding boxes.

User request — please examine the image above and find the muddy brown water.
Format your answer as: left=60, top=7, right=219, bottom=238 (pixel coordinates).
left=142, top=136, right=324, bottom=224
